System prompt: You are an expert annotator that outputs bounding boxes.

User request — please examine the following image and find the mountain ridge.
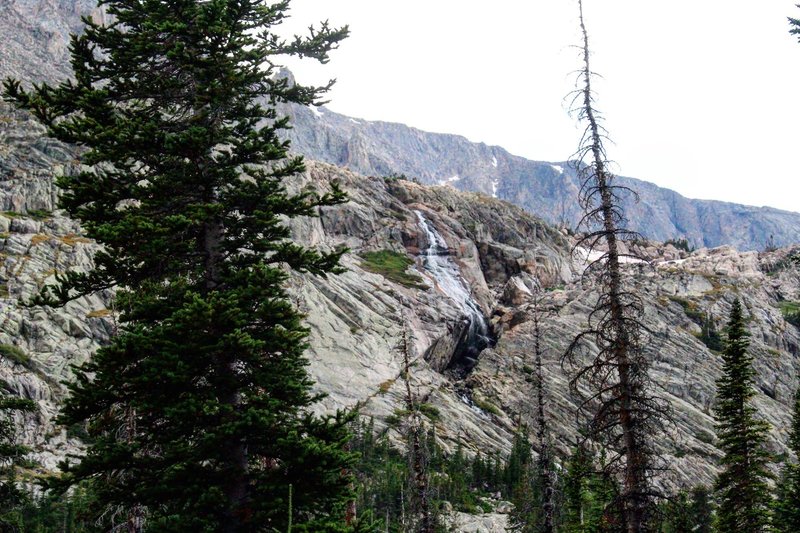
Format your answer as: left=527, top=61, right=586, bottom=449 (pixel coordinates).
left=2, top=0, right=797, bottom=251
left=280, top=98, right=800, bottom=251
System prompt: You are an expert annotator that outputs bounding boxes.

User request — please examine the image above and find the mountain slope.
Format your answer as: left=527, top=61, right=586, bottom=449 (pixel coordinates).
left=4, top=103, right=800, bottom=491
left=281, top=96, right=800, bottom=251
left=3, top=1, right=797, bottom=251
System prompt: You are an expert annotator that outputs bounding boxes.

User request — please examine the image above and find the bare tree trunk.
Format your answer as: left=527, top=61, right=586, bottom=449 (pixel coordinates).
left=400, top=314, right=434, bottom=533
left=531, top=295, right=555, bottom=533
left=562, top=3, right=667, bottom=531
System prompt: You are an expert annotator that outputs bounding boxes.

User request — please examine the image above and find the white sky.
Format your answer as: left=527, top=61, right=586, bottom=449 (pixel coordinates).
left=280, top=1, right=800, bottom=212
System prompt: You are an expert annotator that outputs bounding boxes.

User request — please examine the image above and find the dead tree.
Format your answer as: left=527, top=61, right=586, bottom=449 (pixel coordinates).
left=400, top=313, right=434, bottom=533
left=531, top=292, right=555, bottom=533
left=563, top=2, right=669, bottom=531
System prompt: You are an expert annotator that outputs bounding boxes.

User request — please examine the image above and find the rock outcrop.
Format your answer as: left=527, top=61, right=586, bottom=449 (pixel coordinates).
left=3, top=1, right=800, bottom=520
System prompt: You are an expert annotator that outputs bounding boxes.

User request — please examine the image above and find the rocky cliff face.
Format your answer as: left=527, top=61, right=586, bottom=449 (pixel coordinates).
left=281, top=98, right=800, bottom=251
left=3, top=0, right=800, bottom=513
left=0, top=0, right=108, bottom=84
left=3, top=89, right=800, bottom=495
left=3, top=2, right=798, bottom=252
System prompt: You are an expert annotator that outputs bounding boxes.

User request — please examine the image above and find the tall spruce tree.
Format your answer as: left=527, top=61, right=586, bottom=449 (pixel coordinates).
left=774, top=384, right=800, bottom=532
left=713, top=299, right=773, bottom=533
left=4, top=1, right=352, bottom=531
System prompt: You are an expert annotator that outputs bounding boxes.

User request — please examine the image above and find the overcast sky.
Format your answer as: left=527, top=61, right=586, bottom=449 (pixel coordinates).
left=280, top=1, right=800, bottom=213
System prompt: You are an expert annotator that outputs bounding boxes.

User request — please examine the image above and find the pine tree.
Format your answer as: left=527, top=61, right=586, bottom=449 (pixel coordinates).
left=713, top=299, right=773, bottom=533
left=774, top=384, right=800, bottom=532
left=507, top=429, right=539, bottom=532
left=4, top=1, right=352, bottom=530
left=561, top=445, right=619, bottom=533
left=0, top=393, right=36, bottom=532
left=687, top=486, right=713, bottom=533
left=790, top=6, right=800, bottom=42
left=660, top=492, right=692, bottom=533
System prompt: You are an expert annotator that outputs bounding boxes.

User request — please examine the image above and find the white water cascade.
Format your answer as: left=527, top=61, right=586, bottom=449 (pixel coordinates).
left=415, top=210, right=492, bottom=374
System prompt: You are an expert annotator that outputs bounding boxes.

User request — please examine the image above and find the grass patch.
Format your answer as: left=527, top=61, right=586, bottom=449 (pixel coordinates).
left=385, top=408, right=411, bottom=427
left=780, top=301, right=800, bottom=328
left=86, top=309, right=112, bottom=318
left=59, top=233, right=92, bottom=246
left=0, top=344, right=60, bottom=388
left=418, top=403, right=441, bottom=422
left=29, top=234, right=50, bottom=246
left=359, top=250, right=427, bottom=289
left=669, top=295, right=704, bottom=325
left=2, top=210, right=51, bottom=221
left=473, top=397, right=501, bottom=416
left=377, top=379, right=395, bottom=395
left=0, top=344, right=33, bottom=369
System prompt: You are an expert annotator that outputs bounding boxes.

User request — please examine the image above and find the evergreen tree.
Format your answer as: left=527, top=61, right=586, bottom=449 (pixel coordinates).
left=660, top=491, right=691, bottom=533
left=790, top=6, right=800, bottom=42
left=561, top=445, right=619, bottom=533
left=0, top=393, right=36, bottom=532
left=687, top=486, right=713, bottom=533
left=506, top=430, right=540, bottom=532
left=4, top=1, right=352, bottom=530
left=774, top=384, right=800, bottom=532
left=713, top=299, right=773, bottom=533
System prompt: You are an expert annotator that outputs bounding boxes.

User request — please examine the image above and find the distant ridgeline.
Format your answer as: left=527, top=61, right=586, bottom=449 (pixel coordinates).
left=3, top=0, right=799, bottom=251
left=276, top=70, right=800, bottom=251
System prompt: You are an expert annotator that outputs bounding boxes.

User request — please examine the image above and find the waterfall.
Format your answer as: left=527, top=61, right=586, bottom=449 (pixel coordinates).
left=415, top=210, right=492, bottom=374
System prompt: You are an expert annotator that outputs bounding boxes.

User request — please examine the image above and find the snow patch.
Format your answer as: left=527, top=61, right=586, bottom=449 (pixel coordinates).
left=491, top=156, right=498, bottom=168
left=491, top=179, right=499, bottom=198
left=437, top=175, right=461, bottom=187
left=551, top=164, right=564, bottom=174
left=348, top=118, right=361, bottom=124
left=573, top=246, right=644, bottom=272
left=308, top=105, right=324, bottom=119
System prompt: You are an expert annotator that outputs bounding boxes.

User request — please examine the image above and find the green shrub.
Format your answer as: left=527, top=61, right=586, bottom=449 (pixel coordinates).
left=359, top=250, right=428, bottom=289
left=418, top=403, right=441, bottom=422
left=665, top=237, right=694, bottom=252
left=669, top=296, right=704, bottom=325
